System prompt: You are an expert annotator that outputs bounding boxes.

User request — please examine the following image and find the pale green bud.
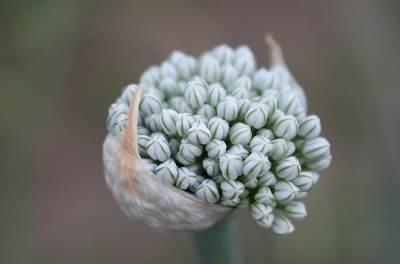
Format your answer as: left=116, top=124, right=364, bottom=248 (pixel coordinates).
left=273, top=181, right=299, bottom=204
left=302, top=137, right=330, bottom=160
left=231, top=86, right=249, bottom=99
left=291, top=171, right=318, bottom=192
left=187, top=121, right=212, bottom=145
left=206, top=139, right=227, bottom=159
left=199, top=56, right=221, bottom=83
left=168, top=97, right=193, bottom=114
left=140, top=66, right=161, bottom=86
left=159, top=78, right=179, bottom=98
left=239, top=175, right=258, bottom=189
left=219, top=154, right=243, bottom=180
left=250, top=136, right=273, bottom=155
left=237, top=99, right=252, bottom=121
left=208, top=117, right=229, bottom=140
left=233, top=76, right=252, bottom=90
left=160, top=61, right=178, bottom=80
left=257, top=129, right=275, bottom=140
left=272, top=213, right=295, bottom=235
left=138, top=134, right=150, bottom=157
left=220, top=197, right=240, bottom=207
left=140, top=93, right=162, bottom=115
left=250, top=203, right=274, bottom=228
left=220, top=180, right=245, bottom=200
left=142, top=158, right=158, bottom=172
left=184, top=78, right=208, bottom=109
left=226, top=144, right=249, bottom=159
left=258, top=171, right=278, bottom=187
left=229, top=122, right=252, bottom=145
left=217, top=96, right=238, bottom=121
left=266, top=108, right=284, bottom=128
left=285, top=141, right=296, bottom=157
left=175, top=168, right=192, bottom=190
left=252, top=68, right=276, bottom=92
left=254, top=187, right=276, bottom=207
left=207, top=83, right=227, bottom=107
left=144, top=114, right=162, bottom=132
left=146, top=134, right=171, bottom=162
left=169, top=138, right=180, bottom=156
left=203, top=158, right=220, bottom=176
left=169, top=50, right=186, bottom=65
left=221, top=64, right=238, bottom=87
left=284, top=201, right=307, bottom=220
left=295, top=192, right=308, bottom=200
left=295, top=110, right=307, bottom=124
left=197, top=104, right=216, bottom=119
left=234, top=45, right=256, bottom=75
left=176, top=57, right=197, bottom=80
left=212, top=44, right=234, bottom=64
left=107, top=104, right=128, bottom=135
left=243, top=152, right=271, bottom=179
left=154, top=159, right=178, bottom=184
left=305, top=155, right=332, bottom=171
left=270, top=138, right=288, bottom=160
left=278, top=91, right=302, bottom=115
left=298, top=115, right=321, bottom=139
left=193, top=114, right=209, bottom=125
left=176, top=113, right=195, bottom=137
left=175, top=151, right=196, bottom=165
left=195, top=179, right=220, bottom=204
left=275, top=157, right=301, bottom=180
left=179, top=139, right=203, bottom=161
left=160, top=109, right=178, bottom=136
left=120, top=84, right=138, bottom=105
left=273, top=115, right=299, bottom=140
left=260, top=89, right=278, bottom=115
left=137, top=126, right=150, bottom=136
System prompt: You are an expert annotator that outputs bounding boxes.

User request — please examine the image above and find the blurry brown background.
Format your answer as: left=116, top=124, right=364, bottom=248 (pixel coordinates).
left=1, top=0, right=400, bottom=263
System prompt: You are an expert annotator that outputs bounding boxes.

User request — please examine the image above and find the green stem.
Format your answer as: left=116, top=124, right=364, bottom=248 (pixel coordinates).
left=192, top=215, right=243, bottom=264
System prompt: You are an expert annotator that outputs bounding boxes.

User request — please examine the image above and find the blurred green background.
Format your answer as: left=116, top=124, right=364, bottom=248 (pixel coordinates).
left=1, top=0, right=399, bottom=263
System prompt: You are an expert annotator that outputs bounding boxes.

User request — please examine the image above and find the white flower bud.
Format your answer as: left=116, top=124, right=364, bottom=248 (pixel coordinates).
left=226, top=144, right=249, bottom=159
left=284, top=201, right=307, bottom=220
left=257, top=129, right=275, bottom=140
left=273, top=115, right=299, bottom=140
left=285, top=141, right=296, bottom=157
left=258, top=171, right=278, bottom=187
left=175, top=151, right=196, bottom=165
left=138, top=134, right=150, bottom=157
left=160, top=61, right=178, bottom=80
left=207, top=83, right=227, bottom=107
left=193, top=114, right=208, bottom=125
left=243, top=152, right=271, bottom=179
left=272, top=213, right=295, bottom=235
left=291, top=171, right=318, bottom=192
left=137, top=126, right=150, bottom=136
left=169, top=50, right=186, bottom=65
left=277, top=92, right=302, bottom=115
left=232, top=76, right=252, bottom=91
left=250, top=136, right=273, bottom=155
left=237, top=99, right=252, bottom=121
left=139, top=66, right=161, bottom=86
left=235, top=45, right=256, bottom=76
left=217, top=96, right=238, bottom=121
left=169, top=138, right=180, bottom=156
left=168, top=97, right=193, bottom=114
left=266, top=109, right=284, bottom=128
left=302, top=137, right=331, bottom=160
left=221, top=64, right=238, bottom=87
left=305, top=155, right=332, bottom=171
left=219, top=154, right=243, bottom=180
left=273, top=181, right=299, bottom=204
left=107, top=103, right=128, bottom=134
left=195, top=179, right=220, bottom=204
left=187, top=121, right=212, bottom=145
left=175, top=168, right=192, bottom=190
left=250, top=203, right=274, bottom=228
left=206, top=139, right=227, bottom=159
left=200, top=56, right=221, bottom=83
left=231, top=86, right=249, bottom=99
left=175, top=57, right=196, bottom=80
left=202, top=158, right=220, bottom=176
left=176, top=113, right=195, bottom=137
left=239, top=175, right=258, bottom=189
left=275, top=157, right=301, bottom=180
left=197, top=104, right=216, bottom=119
left=154, top=159, right=178, bottom=184
left=260, top=89, right=278, bottom=115
left=252, top=68, right=276, bottom=92
left=254, top=187, right=276, bottom=207
left=144, top=114, right=162, bottom=132
left=212, top=44, right=234, bottom=64
left=270, top=138, right=288, bottom=160
left=142, top=158, right=158, bottom=172
left=140, top=93, right=162, bottom=115
left=229, top=122, right=252, bottom=145
left=160, top=109, right=178, bottom=136
left=298, top=115, right=321, bottom=139
left=184, top=78, right=208, bottom=109
left=146, top=134, right=171, bottom=162
left=208, top=117, right=229, bottom=140
left=159, top=78, right=179, bottom=98
left=120, top=84, right=138, bottom=105
left=179, top=139, right=203, bottom=161
left=220, top=180, right=245, bottom=200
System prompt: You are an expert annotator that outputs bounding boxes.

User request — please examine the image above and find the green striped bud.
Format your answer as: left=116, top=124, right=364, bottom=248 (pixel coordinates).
left=160, top=61, right=178, bottom=80
left=233, top=76, right=252, bottom=91
left=273, top=115, right=298, bottom=140
left=239, top=175, right=258, bottom=189
left=298, top=115, right=321, bottom=139
left=139, top=66, right=161, bottom=86
left=184, top=78, right=208, bottom=109
left=305, top=155, right=332, bottom=171
left=245, top=102, right=269, bottom=129
left=217, top=96, right=238, bottom=121
left=250, top=136, right=273, bottom=155
left=206, top=139, right=227, bottom=159
left=231, top=86, right=249, bottom=99
left=146, top=134, right=171, bottom=162
left=226, top=144, right=249, bottom=159
left=221, top=64, right=238, bottom=88
left=207, top=83, right=227, bottom=107
left=220, top=180, right=245, bottom=200
left=270, top=138, right=288, bottom=160
left=237, top=99, right=252, bottom=121
left=219, top=154, right=243, bottom=180
left=277, top=92, right=302, bottom=116
left=275, top=157, right=301, bottom=180
left=229, top=122, right=252, bottom=145
left=302, top=137, right=331, bottom=160
left=250, top=203, right=274, bottom=228
left=212, top=44, right=234, bottom=64
left=197, top=104, right=216, bottom=119
left=175, top=151, right=196, bottom=165
left=140, top=93, right=162, bottom=115
left=243, top=152, right=271, bottom=179
left=154, top=159, right=178, bottom=184
left=179, top=139, right=202, bottom=161
left=272, top=213, right=295, bottom=235
left=168, top=97, right=193, bottom=114
left=144, top=114, right=162, bottom=132
left=252, top=68, right=276, bottom=92
left=199, top=56, right=221, bottom=83
left=160, top=109, right=178, bottom=136
left=187, top=121, right=212, bottom=145
left=176, top=113, right=195, bottom=137
left=175, top=168, right=193, bottom=190
left=138, top=134, right=150, bottom=158
left=208, top=117, right=229, bottom=140
left=254, top=187, right=276, bottom=207
left=234, top=45, right=256, bottom=75
left=258, top=171, right=278, bottom=187
left=137, top=126, right=150, bottom=136
left=159, top=78, right=178, bottom=98
left=142, top=158, right=158, bottom=173
left=120, top=84, right=138, bottom=105
left=273, top=181, right=299, bottom=204
left=195, top=179, right=220, bottom=204
left=256, top=129, right=274, bottom=140
left=291, top=171, right=318, bottom=192
left=175, top=57, right=197, bottom=80
left=202, top=158, right=220, bottom=176
left=284, top=201, right=307, bottom=220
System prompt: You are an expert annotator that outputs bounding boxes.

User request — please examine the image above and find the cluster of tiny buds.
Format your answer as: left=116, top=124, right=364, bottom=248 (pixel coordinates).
left=106, top=44, right=332, bottom=235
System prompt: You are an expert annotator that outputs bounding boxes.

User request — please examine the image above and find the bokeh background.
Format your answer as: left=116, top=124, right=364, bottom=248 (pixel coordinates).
left=2, top=0, right=400, bottom=263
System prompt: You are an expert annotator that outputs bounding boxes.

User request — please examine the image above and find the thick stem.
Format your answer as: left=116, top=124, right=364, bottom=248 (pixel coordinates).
left=192, top=215, right=243, bottom=264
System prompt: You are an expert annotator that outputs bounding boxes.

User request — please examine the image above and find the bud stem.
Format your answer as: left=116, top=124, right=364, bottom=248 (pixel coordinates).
left=192, top=215, right=243, bottom=264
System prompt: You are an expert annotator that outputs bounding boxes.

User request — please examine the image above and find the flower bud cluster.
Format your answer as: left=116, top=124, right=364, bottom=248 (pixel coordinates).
left=106, top=44, right=332, bottom=235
